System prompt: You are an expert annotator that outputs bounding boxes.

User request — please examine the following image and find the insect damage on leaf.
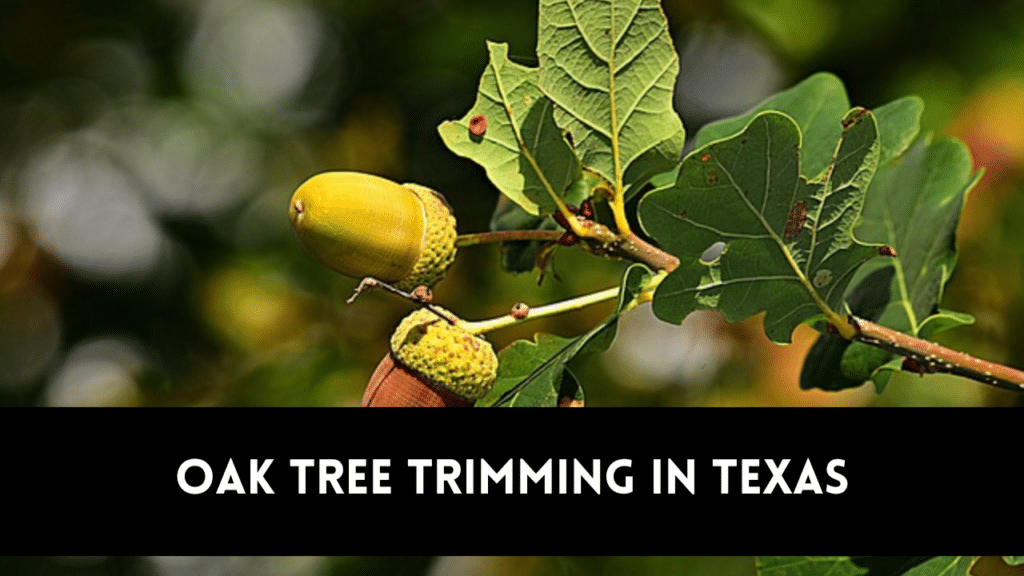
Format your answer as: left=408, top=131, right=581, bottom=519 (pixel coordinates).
left=784, top=201, right=808, bottom=240
left=469, top=114, right=487, bottom=136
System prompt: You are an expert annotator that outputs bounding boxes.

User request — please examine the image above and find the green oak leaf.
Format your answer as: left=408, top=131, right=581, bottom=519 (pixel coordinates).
left=902, top=557, right=975, bottom=576
left=639, top=109, right=880, bottom=344
left=874, top=96, right=925, bottom=165
left=802, top=136, right=980, bottom=392
left=756, top=557, right=867, bottom=576
left=693, top=73, right=921, bottom=179
left=480, top=263, right=651, bottom=407
left=438, top=41, right=581, bottom=216
left=537, top=0, right=685, bottom=199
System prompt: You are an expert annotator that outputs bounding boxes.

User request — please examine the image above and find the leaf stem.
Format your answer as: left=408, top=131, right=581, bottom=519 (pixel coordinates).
left=850, top=316, right=1024, bottom=391
left=462, top=286, right=621, bottom=335
left=610, top=191, right=632, bottom=237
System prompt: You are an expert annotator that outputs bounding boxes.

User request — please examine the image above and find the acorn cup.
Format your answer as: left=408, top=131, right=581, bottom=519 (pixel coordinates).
left=361, top=307, right=498, bottom=407
left=288, top=171, right=458, bottom=291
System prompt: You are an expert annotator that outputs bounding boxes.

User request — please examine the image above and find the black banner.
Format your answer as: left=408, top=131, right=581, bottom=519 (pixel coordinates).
left=2, top=408, right=1016, bottom=554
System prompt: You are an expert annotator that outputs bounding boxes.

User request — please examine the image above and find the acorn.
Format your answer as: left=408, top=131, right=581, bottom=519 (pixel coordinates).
left=289, top=172, right=457, bottom=291
left=362, top=307, right=498, bottom=407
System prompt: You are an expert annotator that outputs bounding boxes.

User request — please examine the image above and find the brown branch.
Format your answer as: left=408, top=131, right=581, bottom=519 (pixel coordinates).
left=615, top=231, right=680, bottom=272
left=457, top=225, right=681, bottom=273
left=455, top=230, right=564, bottom=247
left=850, top=316, right=1024, bottom=392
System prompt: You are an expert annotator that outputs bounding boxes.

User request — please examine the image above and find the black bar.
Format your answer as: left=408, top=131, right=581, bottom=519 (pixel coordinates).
left=2, top=408, right=1018, bottom=554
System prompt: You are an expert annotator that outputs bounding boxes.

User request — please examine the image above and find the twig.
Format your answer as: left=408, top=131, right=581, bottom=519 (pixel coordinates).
left=457, top=226, right=680, bottom=273
left=850, top=316, right=1024, bottom=391
left=347, top=278, right=455, bottom=325
left=461, top=286, right=621, bottom=335
left=455, top=230, right=565, bottom=247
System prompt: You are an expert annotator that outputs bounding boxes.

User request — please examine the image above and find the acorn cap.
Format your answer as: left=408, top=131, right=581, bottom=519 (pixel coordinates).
left=389, top=307, right=498, bottom=401
left=288, top=172, right=457, bottom=291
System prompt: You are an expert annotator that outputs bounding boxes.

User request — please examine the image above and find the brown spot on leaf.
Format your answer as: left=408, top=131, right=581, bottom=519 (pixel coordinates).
left=878, top=245, right=897, bottom=257
left=469, top=114, right=487, bottom=136
left=841, top=109, right=867, bottom=129
left=701, top=153, right=711, bottom=162
left=784, top=201, right=808, bottom=240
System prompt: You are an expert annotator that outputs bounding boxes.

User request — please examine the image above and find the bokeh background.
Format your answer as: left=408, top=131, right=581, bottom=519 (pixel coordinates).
left=6, top=556, right=1016, bottom=576
left=2, top=0, right=1024, bottom=408
left=0, top=557, right=753, bottom=576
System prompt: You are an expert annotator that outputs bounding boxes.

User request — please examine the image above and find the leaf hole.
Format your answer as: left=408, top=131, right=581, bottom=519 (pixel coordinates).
left=700, top=241, right=726, bottom=263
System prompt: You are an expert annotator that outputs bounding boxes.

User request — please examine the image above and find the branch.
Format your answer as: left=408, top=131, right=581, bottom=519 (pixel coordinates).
left=457, top=226, right=681, bottom=273
left=456, top=230, right=564, bottom=247
left=850, top=316, right=1024, bottom=392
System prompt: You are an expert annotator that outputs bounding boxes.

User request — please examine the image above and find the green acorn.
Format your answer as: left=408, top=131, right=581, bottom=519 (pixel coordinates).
left=289, top=172, right=457, bottom=291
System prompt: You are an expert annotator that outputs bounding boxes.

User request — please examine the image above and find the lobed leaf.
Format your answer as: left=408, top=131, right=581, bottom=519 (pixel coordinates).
left=901, top=557, right=975, bottom=576
left=537, top=0, right=685, bottom=197
left=639, top=109, right=880, bottom=343
left=481, top=263, right=651, bottom=407
left=693, top=73, right=922, bottom=179
left=755, top=557, right=867, bottom=576
left=801, top=136, right=980, bottom=392
left=438, top=41, right=581, bottom=216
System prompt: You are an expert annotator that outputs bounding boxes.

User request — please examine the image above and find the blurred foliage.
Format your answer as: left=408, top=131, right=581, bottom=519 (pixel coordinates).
left=6, top=556, right=1022, bottom=576
left=0, top=556, right=758, bottom=576
left=1, top=0, right=1024, bottom=407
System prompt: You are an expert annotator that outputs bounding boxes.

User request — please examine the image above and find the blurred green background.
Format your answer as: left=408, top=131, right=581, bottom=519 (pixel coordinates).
left=2, top=0, right=1023, bottom=407
left=6, top=556, right=1008, bottom=576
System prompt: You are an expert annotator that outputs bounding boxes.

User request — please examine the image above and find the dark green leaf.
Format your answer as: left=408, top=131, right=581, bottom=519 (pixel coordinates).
left=693, top=73, right=921, bottom=179
left=438, top=41, right=581, bottom=216
left=799, top=266, right=894, bottom=391
left=873, top=96, right=924, bottom=164
left=801, top=137, right=979, bottom=392
left=481, top=263, right=651, bottom=407
left=639, top=109, right=879, bottom=343
left=756, top=557, right=867, bottom=576
left=537, top=0, right=685, bottom=197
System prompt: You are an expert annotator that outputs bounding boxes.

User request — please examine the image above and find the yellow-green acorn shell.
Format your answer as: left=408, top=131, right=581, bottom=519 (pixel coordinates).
left=390, top=307, right=498, bottom=401
left=288, top=172, right=457, bottom=291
